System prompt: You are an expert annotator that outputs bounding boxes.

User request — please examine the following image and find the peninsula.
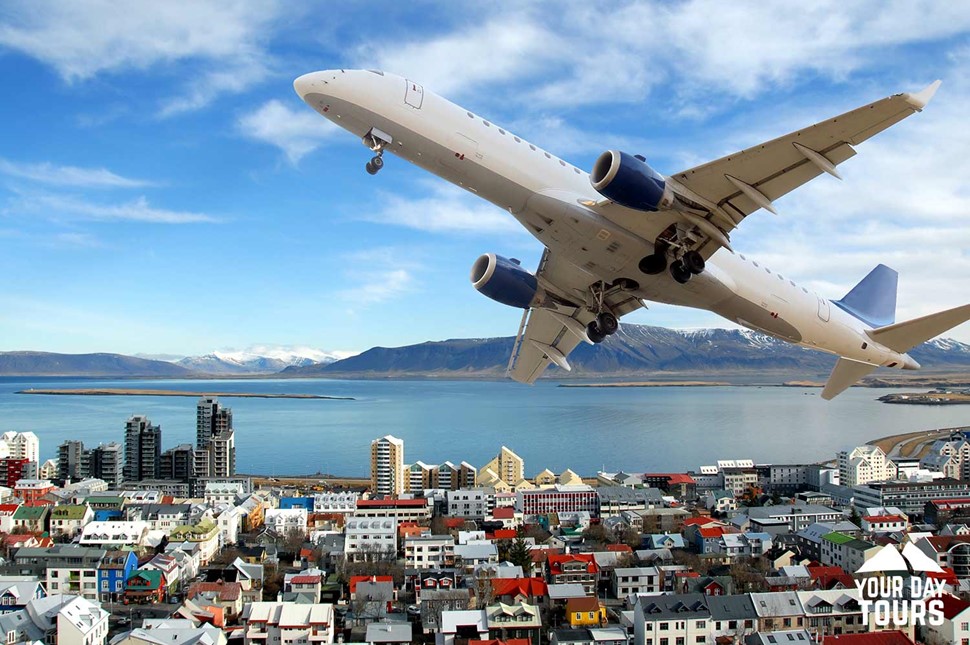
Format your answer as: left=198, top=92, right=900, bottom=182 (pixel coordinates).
left=16, top=388, right=354, bottom=400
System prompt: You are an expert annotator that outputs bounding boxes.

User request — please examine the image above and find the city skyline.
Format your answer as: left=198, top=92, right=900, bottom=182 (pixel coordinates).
left=1, top=3, right=969, bottom=357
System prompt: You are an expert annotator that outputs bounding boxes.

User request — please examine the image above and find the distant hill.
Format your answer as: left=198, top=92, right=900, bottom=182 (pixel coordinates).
left=282, top=324, right=970, bottom=380
left=176, top=347, right=343, bottom=375
left=0, top=352, right=195, bottom=377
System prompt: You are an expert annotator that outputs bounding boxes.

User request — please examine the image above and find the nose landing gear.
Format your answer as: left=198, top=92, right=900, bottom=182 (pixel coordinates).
left=362, top=127, right=393, bottom=176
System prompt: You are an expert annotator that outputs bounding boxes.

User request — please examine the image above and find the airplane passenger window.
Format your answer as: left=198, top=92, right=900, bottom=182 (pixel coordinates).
left=790, top=280, right=796, bottom=286
left=739, top=255, right=746, bottom=260
left=483, top=120, right=490, bottom=127
left=802, top=287, right=808, bottom=293
left=499, top=129, right=506, bottom=135
left=574, top=168, right=581, bottom=174
left=529, top=144, right=536, bottom=151
left=560, top=160, right=566, bottom=166
left=514, top=136, right=521, bottom=143
left=766, top=268, right=771, bottom=274
left=753, top=262, right=759, bottom=267
left=466, top=112, right=474, bottom=118
left=544, top=152, right=551, bottom=159
left=778, top=274, right=784, bottom=280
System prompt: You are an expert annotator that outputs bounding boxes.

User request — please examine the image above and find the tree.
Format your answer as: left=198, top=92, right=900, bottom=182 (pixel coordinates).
left=284, top=528, right=306, bottom=555
left=506, top=536, right=533, bottom=575
left=581, top=523, right=611, bottom=547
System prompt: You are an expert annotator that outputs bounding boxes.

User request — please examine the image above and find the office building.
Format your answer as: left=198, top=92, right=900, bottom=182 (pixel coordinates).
left=370, top=435, right=405, bottom=497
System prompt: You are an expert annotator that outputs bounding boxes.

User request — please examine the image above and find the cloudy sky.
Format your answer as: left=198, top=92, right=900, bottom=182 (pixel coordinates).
left=0, top=1, right=968, bottom=356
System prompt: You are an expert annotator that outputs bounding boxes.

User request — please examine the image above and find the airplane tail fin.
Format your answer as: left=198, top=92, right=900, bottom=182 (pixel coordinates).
left=867, top=303, right=970, bottom=353
left=822, top=358, right=878, bottom=400
left=832, top=264, right=898, bottom=328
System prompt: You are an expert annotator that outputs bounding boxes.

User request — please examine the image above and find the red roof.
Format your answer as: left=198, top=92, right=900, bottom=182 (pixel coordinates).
left=492, top=507, right=515, bottom=520
left=188, top=581, right=242, bottom=602
left=491, top=577, right=548, bottom=598
left=444, top=518, right=466, bottom=529
left=605, top=544, right=632, bottom=553
left=349, top=575, right=393, bottom=594
left=290, top=575, right=322, bottom=585
left=822, top=631, right=915, bottom=645
left=357, top=499, right=428, bottom=508
left=0, top=504, right=20, bottom=515
left=698, top=527, right=726, bottom=539
left=682, top=517, right=719, bottom=527
left=469, top=640, right=531, bottom=645
left=863, top=515, right=905, bottom=523
left=531, top=548, right=561, bottom=564
left=930, top=498, right=970, bottom=508
left=937, top=593, right=970, bottom=620
left=566, top=597, right=602, bottom=612
left=492, top=529, right=517, bottom=540
left=548, top=553, right=598, bottom=576
left=645, top=473, right=696, bottom=484
left=807, top=565, right=846, bottom=580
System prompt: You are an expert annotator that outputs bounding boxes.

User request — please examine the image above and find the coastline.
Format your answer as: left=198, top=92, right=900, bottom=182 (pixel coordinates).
left=16, top=388, right=354, bottom=400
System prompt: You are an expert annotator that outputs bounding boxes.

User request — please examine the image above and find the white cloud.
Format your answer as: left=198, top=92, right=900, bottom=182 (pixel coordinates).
left=0, top=0, right=282, bottom=114
left=335, top=247, right=421, bottom=307
left=237, top=100, right=340, bottom=163
left=364, top=182, right=523, bottom=235
left=0, top=158, right=153, bottom=188
left=13, top=193, right=219, bottom=224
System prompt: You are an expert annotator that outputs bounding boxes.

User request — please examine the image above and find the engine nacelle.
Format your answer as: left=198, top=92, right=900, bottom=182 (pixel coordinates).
left=590, top=150, right=675, bottom=211
left=470, top=253, right=538, bottom=309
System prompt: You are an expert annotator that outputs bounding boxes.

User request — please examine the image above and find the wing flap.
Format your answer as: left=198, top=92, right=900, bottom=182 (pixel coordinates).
left=508, top=307, right=588, bottom=384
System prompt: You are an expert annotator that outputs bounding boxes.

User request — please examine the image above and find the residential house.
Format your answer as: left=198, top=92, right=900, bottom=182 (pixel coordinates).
left=98, top=550, right=138, bottom=602
left=548, top=554, right=599, bottom=595
left=0, top=576, right=45, bottom=614
left=125, top=570, right=167, bottom=604
left=566, top=597, right=607, bottom=628
left=8, top=546, right=105, bottom=601
left=78, top=520, right=150, bottom=548
left=632, top=593, right=711, bottom=645
left=487, top=601, right=542, bottom=645
left=796, top=589, right=866, bottom=638
left=11, top=505, right=48, bottom=533
left=405, top=535, right=456, bottom=570
left=819, top=533, right=878, bottom=572
left=707, top=594, right=759, bottom=641
left=282, top=571, right=322, bottom=603
left=264, top=508, right=308, bottom=537
left=920, top=593, right=970, bottom=645
left=438, top=609, right=489, bottom=645
left=704, top=490, right=738, bottom=513
left=241, top=602, right=335, bottom=645
left=111, top=620, right=227, bottom=645
left=126, top=503, right=192, bottom=531
left=612, top=568, right=660, bottom=598
left=345, top=517, right=397, bottom=563
left=48, top=504, right=93, bottom=538
left=187, top=581, right=244, bottom=621
left=454, top=543, right=499, bottom=576
left=714, top=532, right=774, bottom=559
left=0, top=504, right=19, bottom=533
left=57, top=595, right=110, bottom=645
left=860, top=514, right=908, bottom=533
left=366, top=621, right=412, bottom=645
left=491, top=578, right=548, bottom=604
left=750, top=592, right=806, bottom=633
left=142, top=554, right=182, bottom=597
left=169, top=520, right=220, bottom=565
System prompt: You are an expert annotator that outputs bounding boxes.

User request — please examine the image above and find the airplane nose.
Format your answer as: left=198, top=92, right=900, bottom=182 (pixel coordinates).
left=293, top=72, right=321, bottom=100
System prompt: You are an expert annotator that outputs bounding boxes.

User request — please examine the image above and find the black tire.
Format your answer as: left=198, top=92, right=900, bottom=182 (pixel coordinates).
left=365, top=161, right=378, bottom=175
left=638, top=253, right=667, bottom=275
left=596, top=312, right=619, bottom=336
left=670, top=260, right=692, bottom=284
left=683, top=250, right=705, bottom=275
left=371, top=155, right=384, bottom=170
left=586, top=321, right=607, bottom=344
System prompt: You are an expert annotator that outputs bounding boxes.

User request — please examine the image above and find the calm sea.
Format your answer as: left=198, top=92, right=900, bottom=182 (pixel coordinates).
left=0, top=377, right=967, bottom=477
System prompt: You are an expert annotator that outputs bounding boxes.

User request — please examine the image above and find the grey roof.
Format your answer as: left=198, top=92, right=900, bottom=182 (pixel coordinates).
left=750, top=592, right=804, bottom=617
left=547, top=583, right=587, bottom=599
left=597, top=486, right=663, bottom=503
left=746, top=505, right=843, bottom=519
left=551, top=628, right=594, bottom=643
left=745, top=630, right=813, bottom=645
left=365, top=621, right=412, bottom=643
left=706, top=594, right=758, bottom=620
left=453, top=543, right=497, bottom=560
left=12, top=546, right=107, bottom=566
left=635, top=593, right=710, bottom=619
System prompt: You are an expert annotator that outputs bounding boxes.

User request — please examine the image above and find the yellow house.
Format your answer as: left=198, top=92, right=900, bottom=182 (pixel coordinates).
left=169, top=519, right=220, bottom=565
left=566, top=597, right=607, bottom=627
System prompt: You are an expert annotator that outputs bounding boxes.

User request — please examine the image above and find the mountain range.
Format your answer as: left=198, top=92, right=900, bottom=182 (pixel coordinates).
left=3, top=325, right=970, bottom=379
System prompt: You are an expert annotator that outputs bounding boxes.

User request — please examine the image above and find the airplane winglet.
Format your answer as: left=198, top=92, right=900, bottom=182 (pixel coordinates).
left=904, top=80, right=942, bottom=111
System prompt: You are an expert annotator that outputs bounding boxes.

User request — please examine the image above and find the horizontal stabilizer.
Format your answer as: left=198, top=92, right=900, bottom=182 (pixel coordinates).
left=822, top=358, right=878, bottom=400
left=832, top=264, right=897, bottom=328
left=868, top=303, right=970, bottom=353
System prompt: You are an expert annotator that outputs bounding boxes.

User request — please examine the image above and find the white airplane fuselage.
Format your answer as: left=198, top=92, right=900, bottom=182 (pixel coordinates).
left=295, top=69, right=919, bottom=372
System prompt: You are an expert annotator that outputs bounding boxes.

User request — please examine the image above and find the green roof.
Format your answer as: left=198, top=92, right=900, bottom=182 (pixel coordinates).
left=51, top=505, right=89, bottom=520
left=13, top=506, right=48, bottom=520
left=821, top=531, right=855, bottom=545
left=126, top=569, right=164, bottom=590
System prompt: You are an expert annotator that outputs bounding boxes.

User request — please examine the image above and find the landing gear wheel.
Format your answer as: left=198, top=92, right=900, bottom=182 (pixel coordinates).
left=638, top=253, right=668, bottom=275
left=586, top=321, right=607, bottom=344
left=670, top=260, right=692, bottom=284
left=366, top=155, right=384, bottom=175
left=683, top=250, right=705, bottom=275
left=596, top=312, right=619, bottom=336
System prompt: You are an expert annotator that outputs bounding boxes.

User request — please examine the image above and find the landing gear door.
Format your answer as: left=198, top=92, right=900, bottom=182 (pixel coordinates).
left=817, top=297, right=830, bottom=322
left=405, top=80, right=424, bottom=109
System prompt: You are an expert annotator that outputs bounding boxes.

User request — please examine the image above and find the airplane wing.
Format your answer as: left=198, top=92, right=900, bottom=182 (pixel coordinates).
left=589, top=82, right=941, bottom=260
left=662, top=81, right=941, bottom=258
left=508, top=250, right=644, bottom=384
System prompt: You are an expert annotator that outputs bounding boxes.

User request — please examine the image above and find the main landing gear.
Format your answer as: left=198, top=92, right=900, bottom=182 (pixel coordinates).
left=363, top=127, right=392, bottom=176
left=586, top=312, right=618, bottom=344
left=639, top=248, right=705, bottom=284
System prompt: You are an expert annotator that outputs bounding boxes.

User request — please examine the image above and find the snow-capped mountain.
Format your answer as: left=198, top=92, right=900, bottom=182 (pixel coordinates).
left=177, top=345, right=356, bottom=374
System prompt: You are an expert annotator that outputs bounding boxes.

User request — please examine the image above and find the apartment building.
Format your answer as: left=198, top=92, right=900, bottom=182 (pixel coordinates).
left=838, top=446, right=896, bottom=487
left=241, top=601, right=335, bottom=644
left=633, top=593, right=711, bottom=645
left=344, top=517, right=397, bottom=562
left=404, top=535, right=456, bottom=569
left=517, top=485, right=599, bottom=518
left=371, top=435, right=405, bottom=497
left=613, top=567, right=660, bottom=598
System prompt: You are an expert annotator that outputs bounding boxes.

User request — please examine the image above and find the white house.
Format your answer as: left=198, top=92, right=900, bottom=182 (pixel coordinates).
left=79, top=521, right=150, bottom=548
left=241, top=601, right=334, bottom=645
left=264, top=508, right=308, bottom=537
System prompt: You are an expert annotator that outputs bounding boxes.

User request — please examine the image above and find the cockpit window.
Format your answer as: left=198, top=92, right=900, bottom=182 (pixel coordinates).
left=367, top=70, right=384, bottom=76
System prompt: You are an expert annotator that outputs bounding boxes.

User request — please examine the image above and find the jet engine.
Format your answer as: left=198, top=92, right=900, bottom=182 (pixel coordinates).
left=590, top=150, right=675, bottom=211
left=470, top=253, right=538, bottom=309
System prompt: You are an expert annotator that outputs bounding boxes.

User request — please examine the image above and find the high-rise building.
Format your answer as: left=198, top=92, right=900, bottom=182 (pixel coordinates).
left=370, top=435, right=405, bottom=498
left=0, top=432, right=39, bottom=463
left=478, top=446, right=525, bottom=487
left=194, top=397, right=235, bottom=478
left=57, top=440, right=89, bottom=482
left=160, top=444, right=196, bottom=482
left=90, top=443, right=123, bottom=488
left=123, top=415, right=161, bottom=482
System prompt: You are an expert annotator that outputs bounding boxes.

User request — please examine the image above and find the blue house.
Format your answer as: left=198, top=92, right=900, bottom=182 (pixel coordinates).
left=279, top=496, right=315, bottom=510
left=0, top=578, right=45, bottom=614
left=98, top=550, right=138, bottom=602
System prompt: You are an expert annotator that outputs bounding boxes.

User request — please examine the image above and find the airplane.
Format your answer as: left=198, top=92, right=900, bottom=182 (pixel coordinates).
left=293, top=69, right=970, bottom=399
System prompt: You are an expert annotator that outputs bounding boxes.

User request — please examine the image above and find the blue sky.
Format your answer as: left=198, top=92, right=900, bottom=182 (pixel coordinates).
left=1, top=1, right=968, bottom=357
